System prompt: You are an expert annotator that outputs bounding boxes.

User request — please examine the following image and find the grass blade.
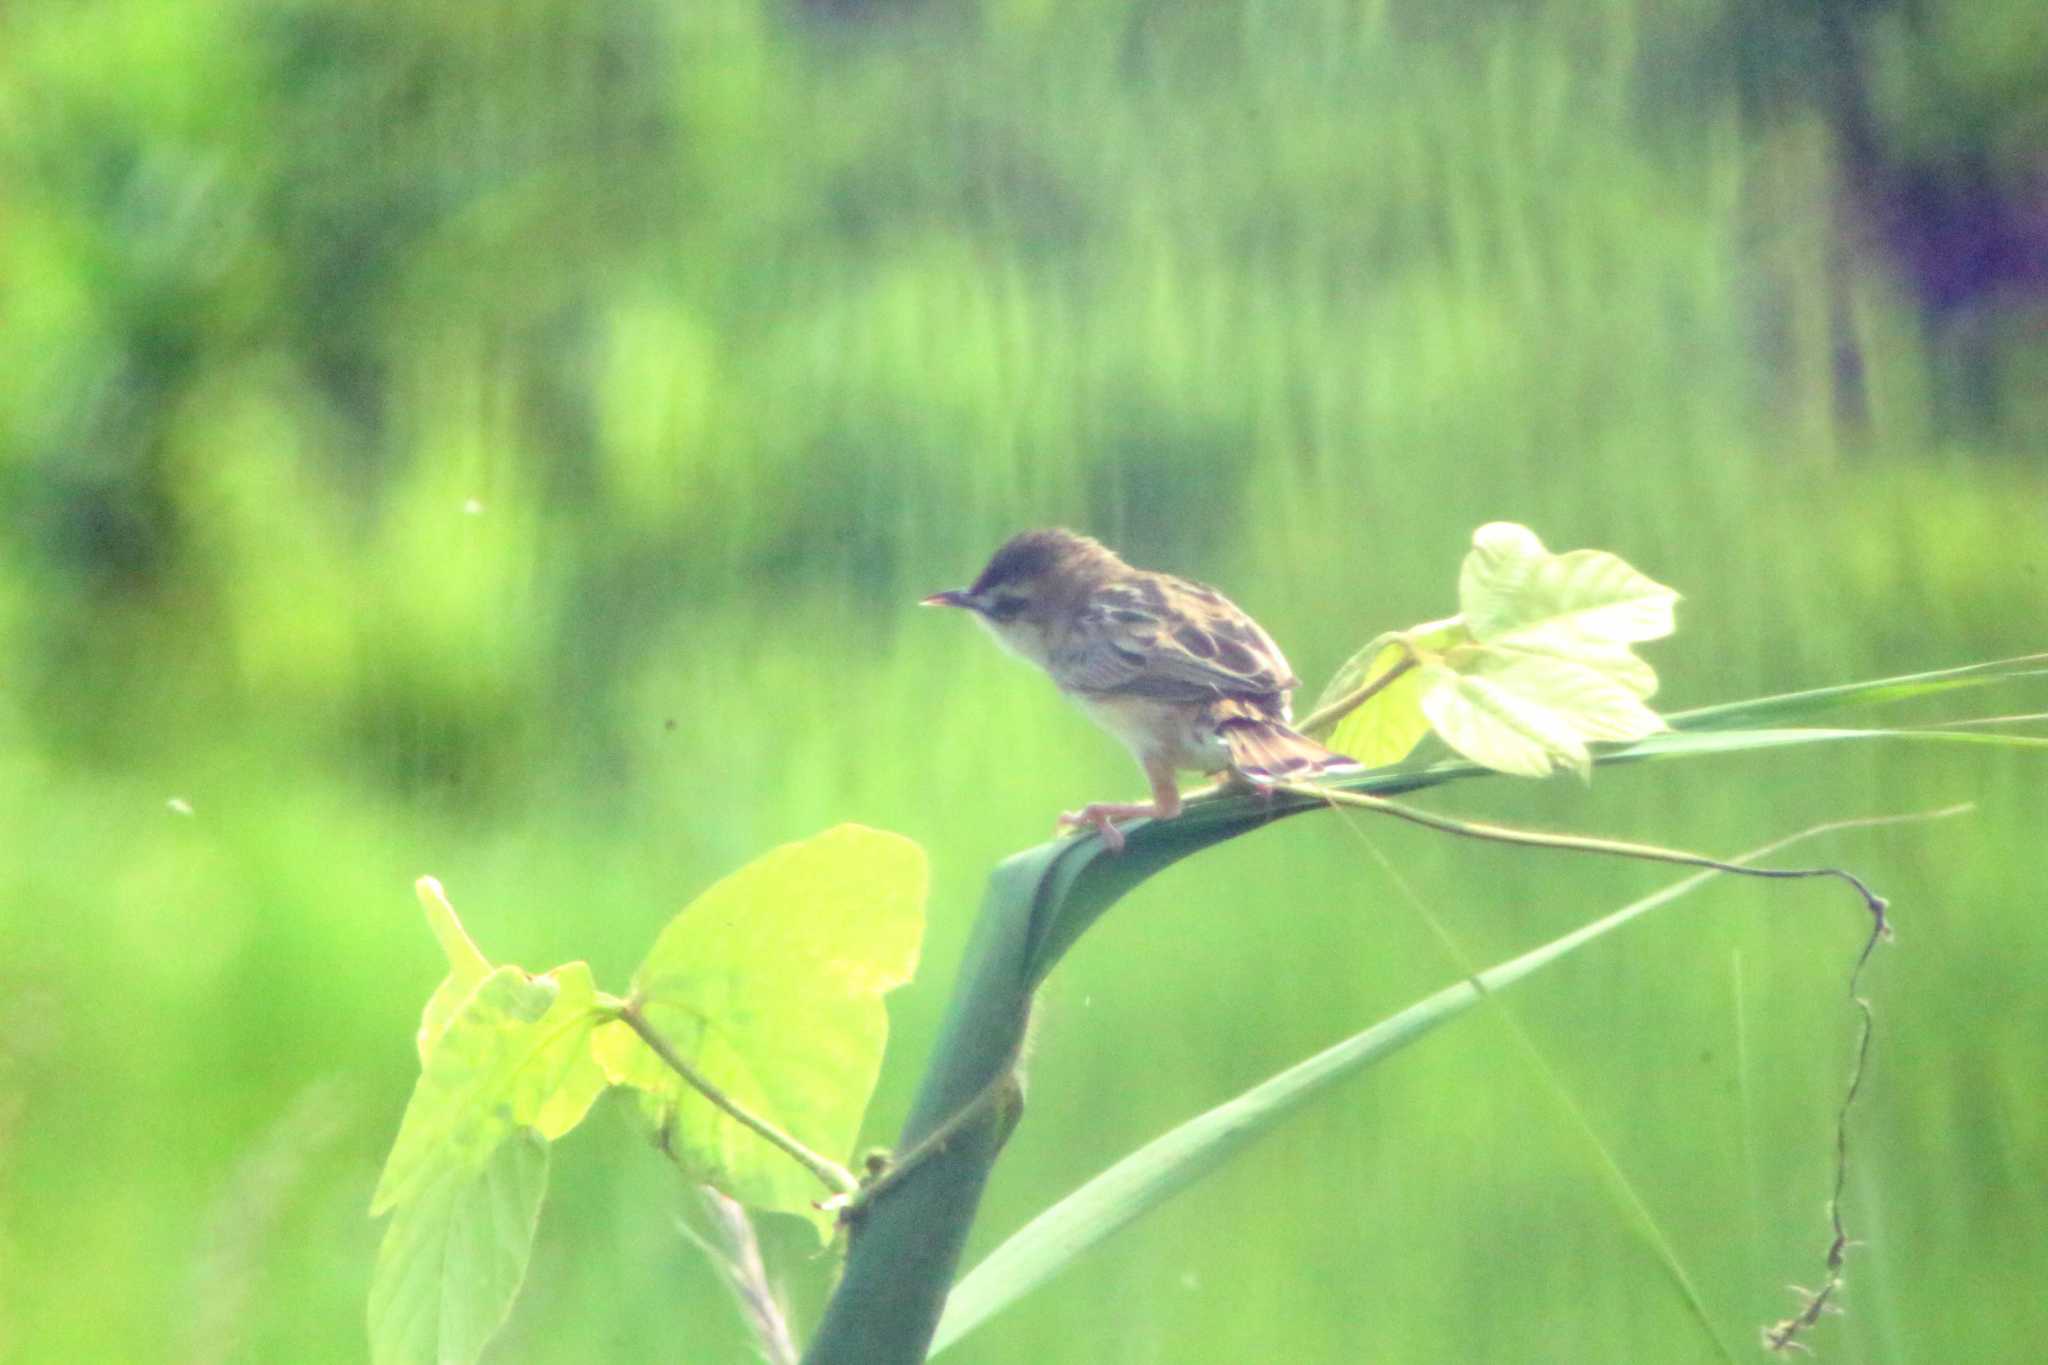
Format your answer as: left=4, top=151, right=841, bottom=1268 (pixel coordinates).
left=1360, top=723, right=2048, bottom=804
left=1664, top=653, right=2048, bottom=732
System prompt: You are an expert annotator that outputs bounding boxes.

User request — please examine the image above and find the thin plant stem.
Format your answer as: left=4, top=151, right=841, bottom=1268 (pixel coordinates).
left=1763, top=899, right=1890, bottom=1353
left=616, top=1003, right=859, bottom=1196
left=1274, top=781, right=1894, bottom=922
left=1297, top=653, right=1419, bottom=737
left=679, top=1189, right=801, bottom=1365
left=823, top=1044, right=1024, bottom=1225
left=1292, top=782, right=1973, bottom=1357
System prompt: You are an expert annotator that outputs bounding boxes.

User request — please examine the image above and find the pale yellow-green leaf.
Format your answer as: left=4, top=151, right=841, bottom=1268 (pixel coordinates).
left=369, top=1129, right=547, bottom=1365
left=590, top=1020, right=647, bottom=1090
left=373, top=962, right=608, bottom=1216
left=591, top=824, right=927, bottom=1240
left=1460, top=522, right=1678, bottom=648
left=415, top=876, right=494, bottom=1065
left=1326, top=643, right=1434, bottom=768
left=1311, top=619, right=1471, bottom=767
left=1312, top=527, right=1677, bottom=781
left=1473, top=650, right=1667, bottom=744
left=1493, top=635, right=1660, bottom=700
left=525, top=964, right=611, bottom=1140
left=1417, top=661, right=1594, bottom=778
left=1307, top=630, right=1406, bottom=725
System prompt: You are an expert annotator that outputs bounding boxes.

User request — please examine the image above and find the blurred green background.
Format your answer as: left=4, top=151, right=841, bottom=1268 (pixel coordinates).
left=3, top=0, right=2044, bottom=1359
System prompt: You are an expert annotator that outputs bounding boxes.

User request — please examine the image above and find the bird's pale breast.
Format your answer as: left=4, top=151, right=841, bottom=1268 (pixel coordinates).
left=1070, top=691, right=1233, bottom=773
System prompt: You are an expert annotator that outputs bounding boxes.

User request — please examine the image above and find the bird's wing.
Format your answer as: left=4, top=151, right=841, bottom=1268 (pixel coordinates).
left=1052, top=575, right=1298, bottom=707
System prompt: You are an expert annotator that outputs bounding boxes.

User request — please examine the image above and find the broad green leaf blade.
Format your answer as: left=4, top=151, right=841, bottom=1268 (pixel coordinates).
left=1667, top=653, right=2048, bottom=732
left=590, top=824, right=926, bottom=1239
left=369, top=1129, right=548, bottom=1365
left=930, top=813, right=1949, bottom=1358
left=1460, top=522, right=1678, bottom=648
left=373, top=963, right=606, bottom=1216
left=415, top=876, right=494, bottom=1065
left=1374, top=723, right=2048, bottom=805
left=1597, top=724, right=2048, bottom=765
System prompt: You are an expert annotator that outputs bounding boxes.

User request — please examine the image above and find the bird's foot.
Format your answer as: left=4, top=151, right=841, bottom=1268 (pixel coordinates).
left=1056, top=801, right=1163, bottom=854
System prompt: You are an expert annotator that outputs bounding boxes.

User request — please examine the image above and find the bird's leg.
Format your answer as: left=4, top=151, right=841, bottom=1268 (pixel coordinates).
left=1059, top=760, right=1182, bottom=854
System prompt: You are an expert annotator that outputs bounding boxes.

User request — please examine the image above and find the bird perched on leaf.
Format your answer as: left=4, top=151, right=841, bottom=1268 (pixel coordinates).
left=923, top=528, right=1359, bottom=851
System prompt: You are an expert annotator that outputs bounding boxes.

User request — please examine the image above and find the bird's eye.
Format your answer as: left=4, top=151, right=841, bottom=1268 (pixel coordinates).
left=988, top=595, right=1028, bottom=621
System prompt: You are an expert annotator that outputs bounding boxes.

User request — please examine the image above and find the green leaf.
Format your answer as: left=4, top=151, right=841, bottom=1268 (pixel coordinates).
left=1309, top=629, right=1402, bottom=721
left=927, top=812, right=1951, bottom=1358
left=372, top=962, right=608, bottom=1217
left=530, top=1017, right=610, bottom=1143
left=1313, top=619, right=1470, bottom=767
left=1316, top=525, right=1678, bottom=779
left=1418, top=659, right=1595, bottom=776
left=415, top=876, right=495, bottom=1065
left=1330, top=646, right=1435, bottom=766
left=1667, top=652, right=2048, bottom=732
left=368, top=1129, right=548, bottom=1365
left=590, top=824, right=926, bottom=1239
left=1460, top=521, right=1678, bottom=649
left=1420, top=648, right=1668, bottom=778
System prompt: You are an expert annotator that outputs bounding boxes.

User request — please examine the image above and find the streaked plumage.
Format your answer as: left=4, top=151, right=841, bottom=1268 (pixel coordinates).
left=923, top=528, right=1358, bottom=851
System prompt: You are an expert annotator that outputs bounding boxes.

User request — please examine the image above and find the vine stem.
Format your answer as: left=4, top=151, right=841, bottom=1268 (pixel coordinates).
left=679, top=1189, right=801, bottom=1365
left=610, top=998, right=860, bottom=1197
left=1762, top=882, right=1892, bottom=1353
left=821, top=1042, right=1024, bottom=1225
left=1296, top=652, right=1419, bottom=737
left=1273, top=781, right=1895, bottom=921
left=1283, top=781, right=1976, bottom=1354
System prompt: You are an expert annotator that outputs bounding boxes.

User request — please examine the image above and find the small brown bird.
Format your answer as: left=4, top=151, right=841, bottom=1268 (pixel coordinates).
left=923, top=528, right=1359, bottom=851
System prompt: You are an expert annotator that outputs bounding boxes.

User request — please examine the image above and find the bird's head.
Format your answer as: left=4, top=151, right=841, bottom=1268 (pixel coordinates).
left=922, top=528, right=1123, bottom=665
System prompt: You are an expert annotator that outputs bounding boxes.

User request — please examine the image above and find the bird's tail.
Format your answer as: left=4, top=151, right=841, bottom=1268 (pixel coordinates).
left=1214, top=706, right=1362, bottom=788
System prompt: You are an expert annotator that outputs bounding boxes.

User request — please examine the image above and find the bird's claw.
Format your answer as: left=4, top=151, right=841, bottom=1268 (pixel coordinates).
left=1058, top=804, right=1132, bottom=854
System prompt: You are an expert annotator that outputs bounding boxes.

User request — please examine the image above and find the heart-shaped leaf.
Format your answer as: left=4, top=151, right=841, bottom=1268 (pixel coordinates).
left=591, top=824, right=926, bottom=1240
left=1312, top=525, right=1676, bottom=778
left=373, top=962, right=608, bottom=1217
left=1461, top=521, right=1677, bottom=650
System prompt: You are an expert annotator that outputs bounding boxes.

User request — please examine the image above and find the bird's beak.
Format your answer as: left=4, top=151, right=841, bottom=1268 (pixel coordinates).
left=920, top=589, right=972, bottom=609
